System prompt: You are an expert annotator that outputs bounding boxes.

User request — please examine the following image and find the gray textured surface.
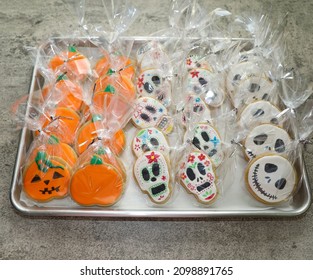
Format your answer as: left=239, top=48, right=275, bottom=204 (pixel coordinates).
left=1, top=0, right=313, bottom=260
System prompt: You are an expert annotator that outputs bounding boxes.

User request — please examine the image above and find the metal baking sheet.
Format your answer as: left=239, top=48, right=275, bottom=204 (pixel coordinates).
left=10, top=37, right=312, bottom=218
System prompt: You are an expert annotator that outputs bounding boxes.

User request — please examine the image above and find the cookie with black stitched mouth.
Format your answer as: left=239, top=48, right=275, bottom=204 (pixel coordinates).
left=245, top=154, right=297, bottom=204
left=133, top=150, right=172, bottom=204
left=179, top=151, right=218, bottom=205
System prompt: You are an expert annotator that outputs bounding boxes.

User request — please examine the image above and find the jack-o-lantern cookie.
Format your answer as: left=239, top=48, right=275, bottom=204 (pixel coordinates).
left=136, top=69, right=171, bottom=107
left=132, top=127, right=170, bottom=158
left=188, top=123, right=224, bottom=167
left=245, top=154, right=297, bottom=204
left=30, top=135, right=77, bottom=167
left=179, top=151, right=218, bottom=204
left=181, top=95, right=211, bottom=126
left=49, top=45, right=91, bottom=81
left=70, top=154, right=125, bottom=206
left=244, top=124, right=292, bottom=160
left=232, top=76, right=277, bottom=108
left=239, top=101, right=282, bottom=129
left=134, top=151, right=172, bottom=204
left=131, top=97, right=173, bottom=134
left=34, top=107, right=81, bottom=145
left=75, top=115, right=125, bottom=155
left=23, top=151, right=71, bottom=202
left=42, top=73, right=83, bottom=111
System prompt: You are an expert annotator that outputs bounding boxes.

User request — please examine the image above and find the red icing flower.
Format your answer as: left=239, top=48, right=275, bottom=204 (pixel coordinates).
left=137, top=76, right=144, bottom=88
left=187, top=155, right=195, bottom=163
left=148, top=129, right=153, bottom=134
left=187, top=183, right=195, bottom=191
left=207, top=173, right=214, bottom=181
left=198, top=154, right=206, bottom=161
left=145, top=151, right=160, bottom=163
left=136, top=137, right=141, bottom=143
left=180, top=162, right=186, bottom=169
left=190, top=70, right=199, bottom=78
left=204, top=160, right=210, bottom=166
left=162, top=175, right=166, bottom=181
left=135, top=144, right=140, bottom=151
left=180, top=173, right=187, bottom=180
left=186, top=58, right=192, bottom=65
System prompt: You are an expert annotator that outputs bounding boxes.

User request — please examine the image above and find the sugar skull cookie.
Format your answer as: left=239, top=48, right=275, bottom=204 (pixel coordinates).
left=179, top=151, right=218, bottom=204
left=181, top=95, right=211, bottom=126
left=132, top=127, right=170, bottom=158
left=134, top=151, right=172, bottom=204
left=239, top=101, right=282, bottom=128
left=188, top=123, right=224, bottom=167
left=245, top=154, right=297, bottom=204
left=131, top=97, right=173, bottom=134
left=136, top=69, right=171, bottom=107
left=23, top=151, right=71, bottom=202
left=244, top=124, right=292, bottom=160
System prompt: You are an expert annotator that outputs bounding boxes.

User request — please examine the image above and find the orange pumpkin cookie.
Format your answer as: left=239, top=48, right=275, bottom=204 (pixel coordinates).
left=29, top=135, right=77, bottom=167
left=70, top=154, right=125, bottom=206
left=49, top=45, right=91, bottom=81
left=75, top=115, right=126, bottom=155
left=34, top=107, right=81, bottom=145
left=23, top=151, right=71, bottom=202
left=42, top=73, right=83, bottom=112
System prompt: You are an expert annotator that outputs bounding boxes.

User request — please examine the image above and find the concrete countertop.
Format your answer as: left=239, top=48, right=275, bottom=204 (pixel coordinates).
left=1, top=0, right=313, bottom=259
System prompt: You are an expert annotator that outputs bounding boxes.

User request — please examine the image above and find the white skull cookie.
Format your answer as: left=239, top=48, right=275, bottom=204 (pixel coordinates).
left=246, top=154, right=297, bottom=204
left=244, top=124, right=292, bottom=160
left=239, top=101, right=282, bottom=129
left=136, top=69, right=171, bottom=107
left=188, top=123, right=224, bottom=167
left=132, top=97, right=173, bottom=134
left=132, top=127, right=170, bottom=158
left=134, top=151, right=171, bottom=204
left=179, top=151, right=218, bottom=204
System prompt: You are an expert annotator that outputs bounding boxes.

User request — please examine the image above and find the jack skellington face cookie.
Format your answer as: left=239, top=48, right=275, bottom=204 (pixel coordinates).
left=181, top=95, right=211, bottom=126
left=244, top=124, right=292, bottom=160
left=179, top=151, right=218, bottom=204
left=132, top=97, right=173, bottom=134
left=239, top=101, right=282, bottom=129
left=136, top=69, right=171, bottom=107
left=134, top=151, right=171, bottom=204
left=132, top=127, right=170, bottom=158
left=245, top=154, right=297, bottom=204
left=188, top=123, right=224, bottom=167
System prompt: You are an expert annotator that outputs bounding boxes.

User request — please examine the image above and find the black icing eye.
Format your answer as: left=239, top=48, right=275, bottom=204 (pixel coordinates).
left=271, top=118, right=279, bottom=125
left=262, top=93, right=269, bottom=100
left=264, top=163, right=278, bottom=173
left=151, top=75, right=161, bottom=85
left=252, top=109, right=265, bottom=117
left=145, top=105, right=156, bottom=114
left=31, top=174, right=41, bottom=183
left=152, top=163, right=160, bottom=177
left=53, top=171, right=64, bottom=179
left=253, top=134, right=268, bottom=145
left=140, top=113, right=150, bottom=122
left=150, top=137, right=159, bottom=147
left=142, top=168, right=150, bottom=181
left=141, top=144, right=150, bottom=152
left=192, top=137, right=201, bottom=150
left=208, top=149, right=217, bottom=157
left=199, top=77, right=208, bottom=86
left=144, top=82, right=154, bottom=93
left=249, top=83, right=261, bottom=92
left=193, top=105, right=203, bottom=113
left=186, top=168, right=196, bottom=181
left=232, top=74, right=241, bottom=85
left=275, top=178, right=286, bottom=190
left=157, top=93, right=164, bottom=101
left=197, top=162, right=206, bottom=175
left=274, top=139, right=285, bottom=153
left=201, top=131, right=210, bottom=142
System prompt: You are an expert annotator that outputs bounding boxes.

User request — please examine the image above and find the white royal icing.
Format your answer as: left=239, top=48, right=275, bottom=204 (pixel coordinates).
left=239, top=101, right=282, bottom=128
left=244, top=124, right=292, bottom=160
left=247, top=155, right=296, bottom=204
left=132, top=127, right=170, bottom=158
left=179, top=151, right=218, bottom=204
left=136, top=69, right=171, bottom=107
left=187, top=123, right=224, bottom=167
left=134, top=151, right=171, bottom=203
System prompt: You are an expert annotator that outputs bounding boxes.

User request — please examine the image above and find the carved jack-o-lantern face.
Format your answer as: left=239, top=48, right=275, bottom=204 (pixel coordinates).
left=23, top=152, right=71, bottom=202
